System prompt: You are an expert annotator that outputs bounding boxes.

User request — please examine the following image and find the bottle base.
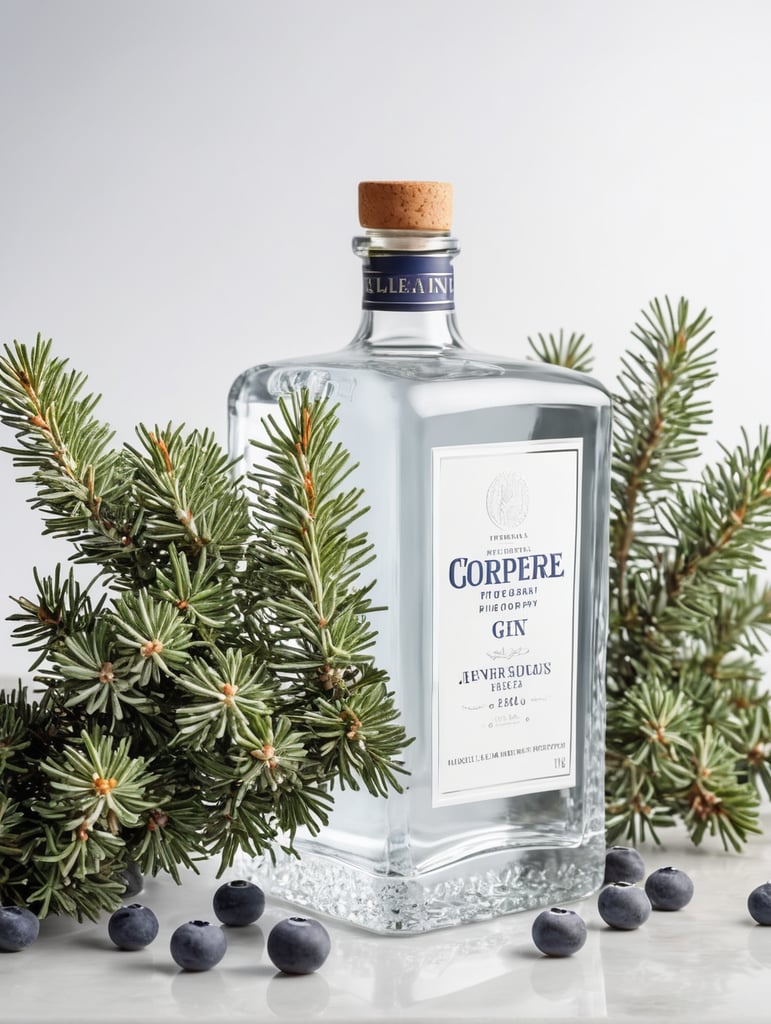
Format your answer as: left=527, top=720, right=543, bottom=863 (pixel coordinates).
left=236, top=835, right=605, bottom=935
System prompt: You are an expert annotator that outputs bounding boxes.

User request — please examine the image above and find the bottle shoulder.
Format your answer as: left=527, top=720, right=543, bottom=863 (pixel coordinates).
left=229, top=345, right=610, bottom=407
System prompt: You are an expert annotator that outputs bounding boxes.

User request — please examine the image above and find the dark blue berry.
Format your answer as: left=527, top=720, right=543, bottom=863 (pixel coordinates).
left=645, top=866, right=694, bottom=911
left=121, top=861, right=144, bottom=899
left=212, top=879, right=265, bottom=927
left=170, top=920, right=227, bottom=971
left=604, top=846, right=645, bottom=885
left=108, top=903, right=159, bottom=950
left=0, top=906, right=40, bottom=952
left=531, top=907, right=587, bottom=957
left=267, top=916, right=331, bottom=975
left=748, top=882, right=771, bottom=925
left=598, top=882, right=651, bottom=930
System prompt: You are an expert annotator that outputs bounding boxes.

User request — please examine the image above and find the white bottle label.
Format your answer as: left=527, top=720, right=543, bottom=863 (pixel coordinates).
left=431, top=438, right=582, bottom=807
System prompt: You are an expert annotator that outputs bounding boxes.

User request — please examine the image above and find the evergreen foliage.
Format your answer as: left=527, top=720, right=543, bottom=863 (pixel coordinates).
left=0, top=337, right=410, bottom=919
left=530, top=297, right=771, bottom=851
left=3, top=299, right=771, bottom=920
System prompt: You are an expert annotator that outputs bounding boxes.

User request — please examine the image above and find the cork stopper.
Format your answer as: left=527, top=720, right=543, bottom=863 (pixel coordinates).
left=358, top=181, right=453, bottom=232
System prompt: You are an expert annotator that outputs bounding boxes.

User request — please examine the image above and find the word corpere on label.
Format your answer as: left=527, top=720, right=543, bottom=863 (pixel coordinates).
left=448, top=552, right=565, bottom=589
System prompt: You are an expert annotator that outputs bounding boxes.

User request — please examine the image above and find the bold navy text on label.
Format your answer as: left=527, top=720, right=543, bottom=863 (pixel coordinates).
left=448, top=552, right=565, bottom=589
left=362, top=253, right=454, bottom=311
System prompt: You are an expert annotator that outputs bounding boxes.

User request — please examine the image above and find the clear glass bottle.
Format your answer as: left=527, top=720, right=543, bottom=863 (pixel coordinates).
left=229, top=181, right=612, bottom=934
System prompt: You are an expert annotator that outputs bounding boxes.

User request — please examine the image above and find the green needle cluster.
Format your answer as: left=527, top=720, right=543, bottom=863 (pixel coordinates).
left=3, top=296, right=770, bottom=921
left=0, top=338, right=410, bottom=920
left=531, top=297, right=771, bottom=852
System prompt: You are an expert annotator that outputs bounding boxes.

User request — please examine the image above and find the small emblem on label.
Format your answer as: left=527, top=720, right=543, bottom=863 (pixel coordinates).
left=486, top=471, right=529, bottom=529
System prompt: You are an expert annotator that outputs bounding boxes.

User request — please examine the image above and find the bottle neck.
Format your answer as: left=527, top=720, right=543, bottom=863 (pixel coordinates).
left=350, top=230, right=465, bottom=353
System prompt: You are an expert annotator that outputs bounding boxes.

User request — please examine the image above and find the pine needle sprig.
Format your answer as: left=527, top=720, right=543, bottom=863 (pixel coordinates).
left=109, top=590, right=194, bottom=685
left=150, top=546, right=240, bottom=632
left=36, top=729, right=156, bottom=834
left=304, top=679, right=412, bottom=796
left=172, top=648, right=276, bottom=747
left=658, top=429, right=771, bottom=602
left=527, top=329, right=594, bottom=373
left=29, top=829, right=127, bottom=919
left=246, top=391, right=412, bottom=797
left=125, top=789, right=208, bottom=882
left=52, top=619, right=157, bottom=722
left=0, top=338, right=411, bottom=919
left=7, top=565, right=104, bottom=670
left=606, top=675, right=699, bottom=777
left=248, top=397, right=379, bottom=682
left=680, top=725, right=763, bottom=852
left=127, top=424, right=251, bottom=563
left=695, top=575, right=771, bottom=675
left=0, top=336, right=124, bottom=545
left=534, top=296, right=771, bottom=851
left=0, top=688, right=34, bottom=775
left=611, top=299, right=716, bottom=618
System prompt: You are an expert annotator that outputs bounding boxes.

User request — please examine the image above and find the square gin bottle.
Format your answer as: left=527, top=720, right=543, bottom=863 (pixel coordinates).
left=228, top=181, right=612, bottom=933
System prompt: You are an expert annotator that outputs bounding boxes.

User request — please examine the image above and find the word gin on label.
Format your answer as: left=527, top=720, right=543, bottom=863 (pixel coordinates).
left=229, top=181, right=612, bottom=933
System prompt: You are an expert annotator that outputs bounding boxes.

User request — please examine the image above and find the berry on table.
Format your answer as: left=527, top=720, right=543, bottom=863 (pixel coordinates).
left=212, top=879, right=265, bottom=927
left=170, top=920, right=227, bottom=971
left=598, top=882, right=651, bottom=930
left=0, top=906, right=40, bottom=952
left=747, top=882, right=771, bottom=925
left=531, top=907, right=587, bottom=957
left=645, top=867, right=694, bottom=911
left=604, top=846, right=645, bottom=885
left=108, top=903, right=160, bottom=950
left=267, top=916, right=331, bottom=974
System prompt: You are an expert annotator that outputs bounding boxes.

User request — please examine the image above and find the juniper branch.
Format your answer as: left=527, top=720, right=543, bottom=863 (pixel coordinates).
left=533, top=296, right=771, bottom=851
left=0, top=338, right=411, bottom=918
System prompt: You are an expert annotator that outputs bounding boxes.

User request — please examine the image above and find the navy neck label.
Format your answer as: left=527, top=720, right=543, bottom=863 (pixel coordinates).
left=362, top=252, right=454, bottom=312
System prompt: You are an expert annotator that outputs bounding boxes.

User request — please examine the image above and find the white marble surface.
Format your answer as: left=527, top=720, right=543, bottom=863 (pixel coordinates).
left=3, top=812, right=771, bottom=1024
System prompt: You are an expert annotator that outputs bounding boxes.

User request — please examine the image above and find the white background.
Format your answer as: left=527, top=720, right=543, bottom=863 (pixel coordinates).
left=1, top=0, right=770, bottom=679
